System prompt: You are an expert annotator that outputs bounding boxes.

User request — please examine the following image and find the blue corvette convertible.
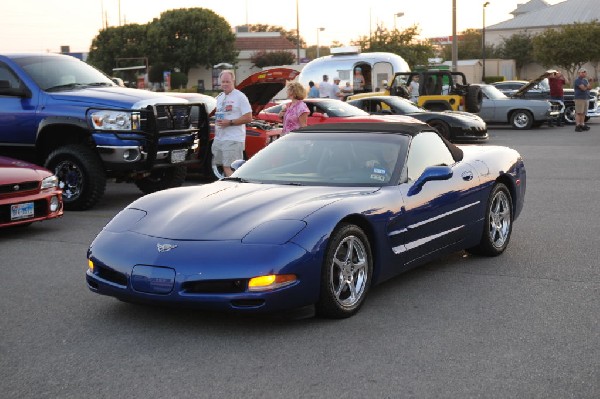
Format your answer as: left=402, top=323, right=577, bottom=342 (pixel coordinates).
left=87, top=122, right=526, bottom=318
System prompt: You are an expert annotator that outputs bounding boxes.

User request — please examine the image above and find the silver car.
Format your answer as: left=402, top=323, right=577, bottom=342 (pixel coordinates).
left=475, top=84, right=560, bottom=129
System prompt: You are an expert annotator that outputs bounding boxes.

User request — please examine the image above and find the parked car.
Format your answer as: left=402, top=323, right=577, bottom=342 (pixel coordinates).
left=492, top=73, right=600, bottom=124
left=258, top=98, right=422, bottom=127
left=474, top=84, right=560, bottom=129
left=165, top=92, right=217, bottom=115
left=1, top=156, right=63, bottom=228
left=86, top=122, right=526, bottom=319
left=347, top=95, right=487, bottom=141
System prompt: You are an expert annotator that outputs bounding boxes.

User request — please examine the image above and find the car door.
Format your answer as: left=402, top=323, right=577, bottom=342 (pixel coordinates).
left=389, top=132, right=482, bottom=264
left=0, top=61, right=39, bottom=146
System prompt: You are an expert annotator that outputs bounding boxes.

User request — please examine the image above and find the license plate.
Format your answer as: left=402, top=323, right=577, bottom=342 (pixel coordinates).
left=171, top=149, right=187, bottom=163
left=11, top=202, right=34, bottom=220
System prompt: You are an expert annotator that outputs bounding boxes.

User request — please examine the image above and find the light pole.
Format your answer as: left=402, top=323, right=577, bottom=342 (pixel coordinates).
left=394, top=12, right=404, bottom=31
left=482, top=2, right=490, bottom=82
left=316, top=27, right=325, bottom=59
left=296, top=0, right=300, bottom=64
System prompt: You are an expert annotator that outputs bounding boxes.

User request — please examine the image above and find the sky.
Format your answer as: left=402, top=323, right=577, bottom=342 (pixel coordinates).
left=0, top=0, right=565, bottom=54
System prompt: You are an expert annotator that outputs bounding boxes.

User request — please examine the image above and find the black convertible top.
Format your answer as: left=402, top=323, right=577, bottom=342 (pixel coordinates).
left=294, top=122, right=463, bottom=162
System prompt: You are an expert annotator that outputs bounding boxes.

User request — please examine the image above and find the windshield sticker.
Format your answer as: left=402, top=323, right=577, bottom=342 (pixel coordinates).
left=370, top=174, right=386, bottom=182
left=373, top=168, right=386, bottom=174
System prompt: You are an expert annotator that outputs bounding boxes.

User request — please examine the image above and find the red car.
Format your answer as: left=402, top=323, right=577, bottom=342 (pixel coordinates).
left=193, top=68, right=300, bottom=180
left=0, top=156, right=63, bottom=228
left=257, top=98, right=421, bottom=126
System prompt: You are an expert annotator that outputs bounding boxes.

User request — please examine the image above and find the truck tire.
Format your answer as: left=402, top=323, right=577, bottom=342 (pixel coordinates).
left=465, top=85, right=483, bottom=113
left=134, top=165, right=187, bottom=194
left=44, top=144, right=106, bottom=211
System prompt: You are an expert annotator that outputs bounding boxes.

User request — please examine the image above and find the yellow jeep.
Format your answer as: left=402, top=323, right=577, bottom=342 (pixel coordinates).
left=349, top=71, right=483, bottom=113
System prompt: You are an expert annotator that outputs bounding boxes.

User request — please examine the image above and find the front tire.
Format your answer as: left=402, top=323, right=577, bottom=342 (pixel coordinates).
left=563, top=104, right=575, bottom=125
left=429, top=120, right=451, bottom=140
left=134, top=165, right=187, bottom=194
left=510, top=110, right=533, bottom=130
left=316, top=223, right=372, bottom=319
left=44, top=144, right=106, bottom=211
left=468, top=183, right=513, bottom=256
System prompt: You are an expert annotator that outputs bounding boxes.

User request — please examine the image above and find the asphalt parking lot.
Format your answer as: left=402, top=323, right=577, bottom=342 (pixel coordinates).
left=1, top=122, right=599, bottom=398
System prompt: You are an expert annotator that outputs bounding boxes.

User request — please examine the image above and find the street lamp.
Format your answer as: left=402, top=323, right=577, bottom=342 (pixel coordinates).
left=482, top=2, right=490, bottom=82
left=316, top=27, right=325, bottom=58
left=394, top=12, right=404, bottom=31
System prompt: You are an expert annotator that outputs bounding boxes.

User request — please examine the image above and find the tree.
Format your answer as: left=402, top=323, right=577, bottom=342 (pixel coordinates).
left=247, top=24, right=306, bottom=48
left=87, top=24, right=149, bottom=75
left=250, top=50, right=296, bottom=68
left=350, top=24, right=435, bottom=69
left=532, top=22, right=600, bottom=82
left=440, top=28, right=497, bottom=61
left=147, top=8, right=237, bottom=74
left=497, top=33, right=534, bottom=76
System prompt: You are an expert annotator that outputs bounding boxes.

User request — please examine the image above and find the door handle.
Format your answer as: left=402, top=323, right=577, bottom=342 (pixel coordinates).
left=461, top=171, right=473, bottom=181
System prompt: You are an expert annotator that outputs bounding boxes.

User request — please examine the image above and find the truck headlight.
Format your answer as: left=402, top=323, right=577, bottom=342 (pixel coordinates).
left=90, top=110, right=140, bottom=131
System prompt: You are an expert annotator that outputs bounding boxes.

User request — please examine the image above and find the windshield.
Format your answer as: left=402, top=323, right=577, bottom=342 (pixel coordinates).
left=311, top=100, right=370, bottom=117
left=480, top=85, right=508, bottom=100
left=14, top=55, right=115, bottom=91
left=378, top=97, right=424, bottom=113
left=232, top=132, right=408, bottom=186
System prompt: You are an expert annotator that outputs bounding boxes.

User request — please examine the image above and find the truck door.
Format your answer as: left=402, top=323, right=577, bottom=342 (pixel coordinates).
left=0, top=61, right=39, bottom=146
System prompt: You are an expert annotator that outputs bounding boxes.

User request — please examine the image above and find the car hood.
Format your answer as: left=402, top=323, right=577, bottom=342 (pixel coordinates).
left=236, top=68, right=300, bottom=115
left=115, top=182, right=377, bottom=240
left=0, top=156, right=50, bottom=183
left=513, top=70, right=556, bottom=97
left=47, top=87, right=188, bottom=109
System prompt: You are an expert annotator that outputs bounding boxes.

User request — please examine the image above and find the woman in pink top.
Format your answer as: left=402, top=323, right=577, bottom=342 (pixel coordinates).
left=279, top=82, right=310, bottom=135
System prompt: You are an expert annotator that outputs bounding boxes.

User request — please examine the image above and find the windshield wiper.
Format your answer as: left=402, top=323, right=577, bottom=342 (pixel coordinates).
left=46, top=83, right=86, bottom=92
left=86, top=82, right=114, bottom=87
left=221, top=176, right=251, bottom=183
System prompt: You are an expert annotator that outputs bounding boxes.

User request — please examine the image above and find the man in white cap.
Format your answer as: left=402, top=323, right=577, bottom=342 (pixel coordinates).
left=330, top=76, right=343, bottom=100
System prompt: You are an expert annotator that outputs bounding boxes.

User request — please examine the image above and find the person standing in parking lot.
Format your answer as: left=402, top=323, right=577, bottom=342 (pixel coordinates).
left=278, top=82, right=310, bottom=135
left=573, top=68, right=592, bottom=132
left=548, top=71, right=565, bottom=126
left=318, top=75, right=333, bottom=98
left=214, top=70, right=252, bottom=176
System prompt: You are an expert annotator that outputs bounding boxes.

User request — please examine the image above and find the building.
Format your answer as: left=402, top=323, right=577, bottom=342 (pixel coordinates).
left=187, top=31, right=305, bottom=92
left=485, top=0, right=600, bottom=79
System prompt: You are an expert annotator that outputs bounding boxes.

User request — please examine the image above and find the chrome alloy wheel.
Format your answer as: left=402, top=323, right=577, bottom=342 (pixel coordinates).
left=329, top=235, right=369, bottom=308
left=488, top=189, right=512, bottom=249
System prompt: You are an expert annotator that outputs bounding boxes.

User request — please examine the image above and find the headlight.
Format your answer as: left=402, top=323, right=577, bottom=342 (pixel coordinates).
left=90, top=110, right=140, bottom=131
left=41, top=175, right=58, bottom=189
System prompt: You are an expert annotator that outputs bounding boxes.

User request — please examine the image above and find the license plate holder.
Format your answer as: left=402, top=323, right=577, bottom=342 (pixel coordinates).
left=170, top=149, right=187, bottom=163
left=11, top=202, right=34, bottom=221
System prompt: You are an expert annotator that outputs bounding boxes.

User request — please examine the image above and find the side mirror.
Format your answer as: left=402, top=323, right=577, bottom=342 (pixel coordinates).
left=230, top=159, right=246, bottom=171
left=407, top=165, right=453, bottom=196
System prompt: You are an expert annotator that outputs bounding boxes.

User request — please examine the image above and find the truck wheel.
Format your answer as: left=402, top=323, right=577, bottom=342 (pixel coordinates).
left=134, top=165, right=187, bottom=194
left=465, top=85, right=483, bottom=113
left=45, top=144, right=106, bottom=211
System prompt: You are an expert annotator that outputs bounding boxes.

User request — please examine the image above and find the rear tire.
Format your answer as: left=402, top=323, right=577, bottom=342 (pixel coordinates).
left=134, top=165, right=187, bottom=194
left=510, top=110, right=533, bottom=130
left=44, top=144, right=106, bottom=211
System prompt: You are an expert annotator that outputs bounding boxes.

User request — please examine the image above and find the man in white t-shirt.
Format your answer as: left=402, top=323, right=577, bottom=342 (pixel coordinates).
left=214, top=70, right=252, bottom=177
left=318, top=75, right=333, bottom=98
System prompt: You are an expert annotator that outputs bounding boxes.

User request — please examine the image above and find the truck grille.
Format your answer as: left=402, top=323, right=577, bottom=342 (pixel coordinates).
left=139, top=104, right=195, bottom=136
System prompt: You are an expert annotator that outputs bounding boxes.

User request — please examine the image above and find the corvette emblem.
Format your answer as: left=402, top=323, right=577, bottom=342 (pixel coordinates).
left=157, top=243, right=178, bottom=252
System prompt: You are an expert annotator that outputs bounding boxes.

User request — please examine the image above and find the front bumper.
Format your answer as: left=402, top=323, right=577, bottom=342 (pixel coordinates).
left=86, top=232, right=321, bottom=313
